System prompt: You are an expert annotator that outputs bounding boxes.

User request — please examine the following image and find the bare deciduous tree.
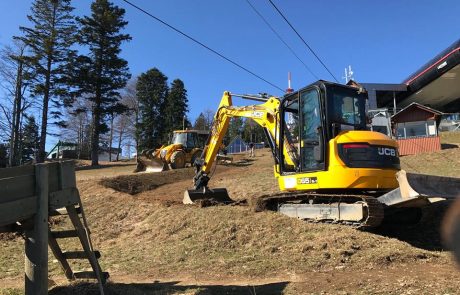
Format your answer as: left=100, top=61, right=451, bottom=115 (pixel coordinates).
left=0, top=41, right=34, bottom=166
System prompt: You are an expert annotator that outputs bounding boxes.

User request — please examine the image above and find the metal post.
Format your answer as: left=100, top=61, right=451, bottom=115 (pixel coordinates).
left=25, top=164, right=49, bottom=295
left=393, top=91, right=397, bottom=115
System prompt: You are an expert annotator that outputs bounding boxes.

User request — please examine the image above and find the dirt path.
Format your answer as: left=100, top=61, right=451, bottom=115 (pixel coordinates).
left=43, top=263, right=460, bottom=294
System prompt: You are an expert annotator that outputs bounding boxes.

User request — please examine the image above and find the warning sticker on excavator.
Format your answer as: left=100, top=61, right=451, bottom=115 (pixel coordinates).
left=297, top=177, right=318, bottom=185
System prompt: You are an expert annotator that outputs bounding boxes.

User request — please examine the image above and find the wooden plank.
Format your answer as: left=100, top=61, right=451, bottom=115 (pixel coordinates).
left=0, top=165, right=34, bottom=179
left=48, top=229, right=74, bottom=280
left=0, top=175, right=35, bottom=202
left=25, top=164, right=49, bottom=295
left=49, top=206, right=81, bottom=216
left=58, top=161, right=76, bottom=190
left=49, top=188, right=80, bottom=210
left=63, top=250, right=101, bottom=260
left=66, top=205, right=106, bottom=292
left=47, top=162, right=60, bottom=193
left=51, top=230, right=79, bottom=239
left=0, top=196, right=36, bottom=227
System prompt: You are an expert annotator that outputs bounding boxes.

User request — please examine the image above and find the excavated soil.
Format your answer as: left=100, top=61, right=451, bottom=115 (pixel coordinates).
left=100, top=167, right=196, bottom=195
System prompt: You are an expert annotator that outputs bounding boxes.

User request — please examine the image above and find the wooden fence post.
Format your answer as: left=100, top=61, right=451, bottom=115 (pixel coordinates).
left=25, top=164, right=49, bottom=295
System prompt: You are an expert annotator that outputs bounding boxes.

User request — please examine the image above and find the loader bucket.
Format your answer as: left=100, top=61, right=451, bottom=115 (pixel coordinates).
left=183, top=188, right=234, bottom=205
left=378, top=170, right=460, bottom=208
left=135, top=155, right=168, bottom=173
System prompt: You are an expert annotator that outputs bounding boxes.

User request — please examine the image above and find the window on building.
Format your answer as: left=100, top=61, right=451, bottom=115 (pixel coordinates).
left=372, top=125, right=388, bottom=135
left=395, top=120, right=437, bottom=139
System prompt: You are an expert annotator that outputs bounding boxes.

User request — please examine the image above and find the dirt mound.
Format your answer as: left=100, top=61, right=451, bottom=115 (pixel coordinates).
left=100, top=167, right=196, bottom=195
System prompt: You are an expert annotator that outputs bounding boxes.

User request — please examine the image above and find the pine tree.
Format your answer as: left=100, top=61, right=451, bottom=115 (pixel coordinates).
left=136, top=68, right=168, bottom=151
left=72, top=0, right=131, bottom=166
left=242, top=119, right=265, bottom=143
left=228, top=117, right=243, bottom=141
left=194, top=113, right=207, bottom=130
left=164, top=79, right=188, bottom=137
left=21, top=115, right=40, bottom=162
left=18, top=0, right=77, bottom=163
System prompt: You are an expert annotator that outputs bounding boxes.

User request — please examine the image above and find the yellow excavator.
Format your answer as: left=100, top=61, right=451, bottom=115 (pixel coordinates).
left=184, top=80, right=460, bottom=227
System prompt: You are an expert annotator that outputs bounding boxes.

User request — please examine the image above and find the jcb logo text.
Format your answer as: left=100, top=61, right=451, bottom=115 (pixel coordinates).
left=378, top=147, right=396, bottom=157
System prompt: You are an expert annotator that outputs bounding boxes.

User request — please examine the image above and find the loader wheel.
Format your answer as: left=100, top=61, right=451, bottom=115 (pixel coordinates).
left=170, top=151, right=186, bottom=169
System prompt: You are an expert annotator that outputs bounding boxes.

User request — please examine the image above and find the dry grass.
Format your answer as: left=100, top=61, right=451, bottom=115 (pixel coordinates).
left=401, top=132, right=460, bottom=177
left=1, top=136, right=460, bottom=294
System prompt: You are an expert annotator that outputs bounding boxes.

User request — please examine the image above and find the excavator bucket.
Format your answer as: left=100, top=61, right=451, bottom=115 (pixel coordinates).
left=378, top=170, right=460, bottom=208
left=134, top=149, right=169, bottom=173
left=183, top=188, right=234, bottom=205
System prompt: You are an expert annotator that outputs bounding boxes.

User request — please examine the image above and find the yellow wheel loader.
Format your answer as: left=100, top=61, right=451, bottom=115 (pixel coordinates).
left=184, top=80, right=460, bottom=228
left=135, top=130, right=209, bottom=172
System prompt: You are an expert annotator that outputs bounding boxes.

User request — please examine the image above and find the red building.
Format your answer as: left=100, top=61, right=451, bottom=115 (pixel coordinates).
left=391, top=103, right=443, bottom=155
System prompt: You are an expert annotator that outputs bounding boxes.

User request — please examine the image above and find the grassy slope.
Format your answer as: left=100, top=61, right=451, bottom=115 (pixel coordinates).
left=1, top=132, right=459, bottom=294
left=400, top=132, right=460, bottom=177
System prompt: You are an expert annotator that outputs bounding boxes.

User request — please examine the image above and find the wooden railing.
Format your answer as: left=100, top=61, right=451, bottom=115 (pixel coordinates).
left=0, top=161, right=106, bottom=295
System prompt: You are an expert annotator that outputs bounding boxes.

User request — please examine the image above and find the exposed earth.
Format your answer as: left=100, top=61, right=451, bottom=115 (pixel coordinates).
left=1, top=132, right=460, bottom=294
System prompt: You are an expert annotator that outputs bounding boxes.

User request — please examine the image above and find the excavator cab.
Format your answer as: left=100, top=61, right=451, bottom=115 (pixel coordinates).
left=276, top=81, right=400, bottom=192
left=279, top=82, right=368, bottom=172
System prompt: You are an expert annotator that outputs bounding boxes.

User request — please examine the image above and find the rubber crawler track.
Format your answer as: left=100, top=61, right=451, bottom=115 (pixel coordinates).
left=257, top=192, right=385, bottom=228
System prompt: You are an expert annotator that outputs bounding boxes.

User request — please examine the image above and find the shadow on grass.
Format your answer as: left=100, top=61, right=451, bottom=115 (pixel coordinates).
left=75, top=163, right=135, bottom=171
left=222, top=158, right=257, bottom=167
left=377, top=201, right=452, bottom=251
left=49, top=280, right=289, bottom=295
left=441, top=143, right=459, bottom=150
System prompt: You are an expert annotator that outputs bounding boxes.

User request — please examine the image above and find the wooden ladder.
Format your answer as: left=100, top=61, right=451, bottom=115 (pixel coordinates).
left=48, top=198, right=108, bottom=295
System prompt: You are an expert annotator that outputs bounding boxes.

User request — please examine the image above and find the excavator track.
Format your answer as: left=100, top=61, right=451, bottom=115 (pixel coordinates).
left=256, top=192, right=385, bottom=228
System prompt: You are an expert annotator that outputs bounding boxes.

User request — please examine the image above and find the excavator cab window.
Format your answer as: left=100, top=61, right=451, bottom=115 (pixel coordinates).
left=300, top=89, right=325, bottom=171
left=279, top=87, right=326, bottom=173
left=281, top=95, right=300, bottom=172
left=326, top=85, right=367, bottom=136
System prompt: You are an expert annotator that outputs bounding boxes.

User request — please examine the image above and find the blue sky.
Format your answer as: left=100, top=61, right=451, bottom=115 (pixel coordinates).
left=0, top=0, right=459, bottom=150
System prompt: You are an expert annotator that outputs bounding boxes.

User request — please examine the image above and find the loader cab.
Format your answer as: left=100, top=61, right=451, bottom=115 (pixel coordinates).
left=171, top=130, right=209, bottom=151
left=279, top=81, right=368, bottom=174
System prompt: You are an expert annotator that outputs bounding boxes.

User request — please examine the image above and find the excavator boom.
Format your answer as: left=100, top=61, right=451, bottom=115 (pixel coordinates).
left=184, top=91, right=292, bottom=203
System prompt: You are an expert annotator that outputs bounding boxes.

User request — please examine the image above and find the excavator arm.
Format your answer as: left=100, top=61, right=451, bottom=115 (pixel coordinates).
left=185, top=91, right=296, bottom=203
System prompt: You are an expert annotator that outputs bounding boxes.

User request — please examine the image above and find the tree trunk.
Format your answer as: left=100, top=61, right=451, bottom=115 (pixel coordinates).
left=37, top=3, right=57, bottom=163
left=90, top=102, right=100, bottom=166
left=135, top=104, right=139, bottom=154
left=8, top=57, right=24, bottom=166
left=37, top=67, right=51, bottom=163
left=108, top=113, right=114, bottom=162
left=116, top=121, right=124, bottom=161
